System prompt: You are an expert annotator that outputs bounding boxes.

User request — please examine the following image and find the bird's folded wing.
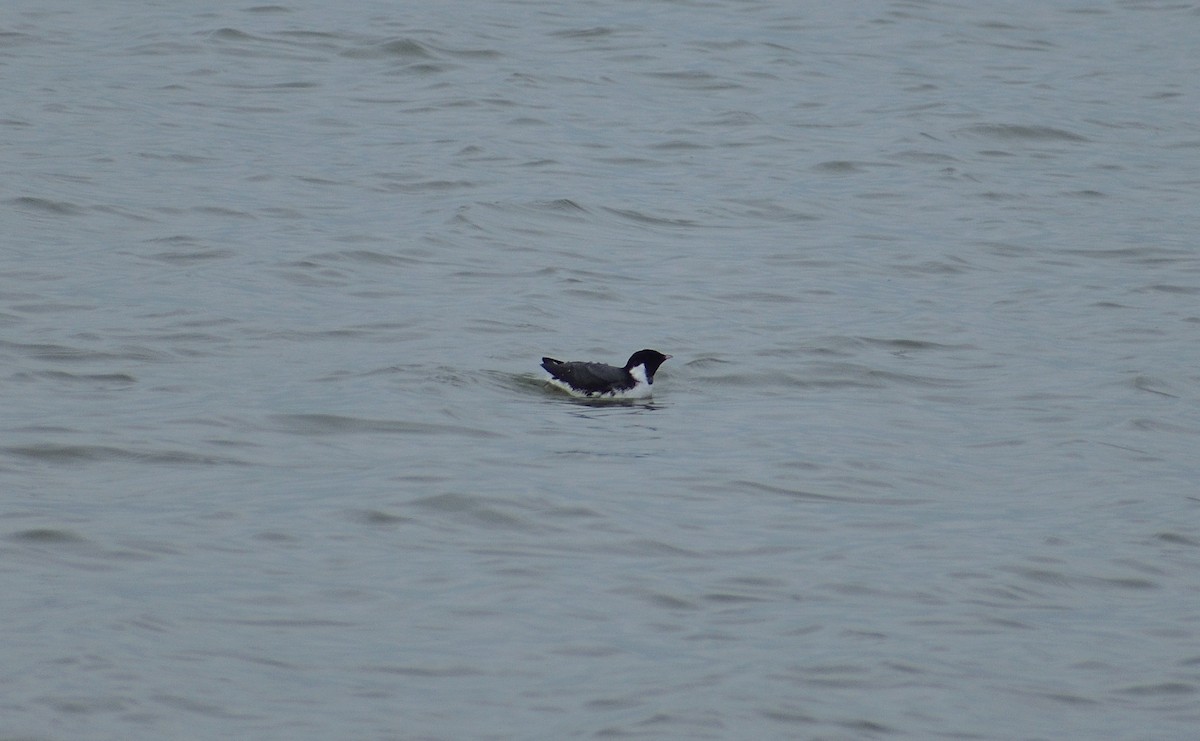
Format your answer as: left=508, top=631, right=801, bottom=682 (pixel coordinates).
left=547, top=361, right=628, bottom=392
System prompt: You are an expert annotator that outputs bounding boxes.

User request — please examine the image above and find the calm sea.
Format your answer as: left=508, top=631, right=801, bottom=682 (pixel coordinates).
left=3, top=1, right=1199, bottom=739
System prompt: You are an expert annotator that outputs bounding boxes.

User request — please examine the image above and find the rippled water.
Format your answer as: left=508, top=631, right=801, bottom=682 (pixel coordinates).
left=4, top=1, right=1200, bottom=739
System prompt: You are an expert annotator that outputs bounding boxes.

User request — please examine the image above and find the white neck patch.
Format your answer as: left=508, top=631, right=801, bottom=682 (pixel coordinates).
left=629, top=363, right=650, bottom=386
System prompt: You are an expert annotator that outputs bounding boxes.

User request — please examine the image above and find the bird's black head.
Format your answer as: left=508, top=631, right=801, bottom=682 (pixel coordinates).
left=624, top=349, right=672, bottom=380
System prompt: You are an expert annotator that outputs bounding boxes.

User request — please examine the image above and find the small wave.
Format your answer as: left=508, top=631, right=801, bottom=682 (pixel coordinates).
left=379, top=179, right=476, bottom=194
left=1005, top=566, right=1158, bottom=591
left=209, top=27, right=258, bottom=42
left=0, top=341, right=171, bottom=364
left=145, top=247, right=235, bottom=264
left=533, top=198, right=589, bottom=213
left=1155, top=532, right=1199, bottom=547
left=729, top=480, right=924, bottom=506
left=406, top=492, right=541, bottom=532
left=550, top=26, right=619, bottom=39
left=343, top=38, right=435, bottom=59
left=302, top=249, right=424, bottom=267
left=6, top=196, right=84, bottom=215
left=349, top=509, right=413, bottom=526
left=270, top=414, right=498, bottom=438
left=3, top=443, right=249, bottom=466
left=601, top=207, right=700, bottom=228
left=14, top=370, right=136, bottom=385
left=641, top=69, right=741, bottom=91
left=814, top=160, right=871, bottom=173
left=359, top=664, right=483, bottom=678
left=6, top=528, right=88, bottom=544
left=961, top=123, right=1089, bottom=142
left=853, top=337, right=972, bottom=352
left=1117, top=682, right=1196, bottom=697
left=1137, top=283, right=1200, bottom=295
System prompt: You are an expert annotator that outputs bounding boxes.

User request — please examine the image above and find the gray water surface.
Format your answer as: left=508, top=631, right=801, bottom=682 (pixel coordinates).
left=4, top=1, right=1200, bottom=739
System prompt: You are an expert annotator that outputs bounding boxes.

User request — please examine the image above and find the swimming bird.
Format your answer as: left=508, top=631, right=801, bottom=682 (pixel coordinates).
left=541, top=349, right=671, bottom=399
